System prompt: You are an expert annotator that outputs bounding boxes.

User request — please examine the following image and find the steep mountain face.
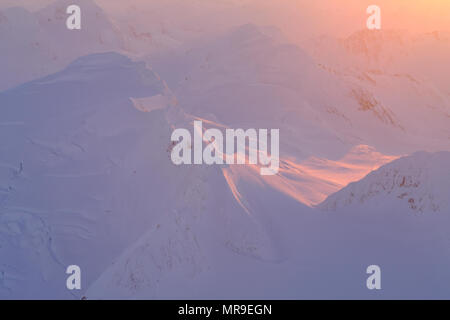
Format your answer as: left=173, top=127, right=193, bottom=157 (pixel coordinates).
left=141, top=23, right=450, bottom=210
left=307, top=29, right=450, bottom=75
left=1, top=52, right=449, bottom=300
left=0, top=0, right=124, bottom=91
left=85, top=151, right=450, bottom=299
left=319, top=151, right=450, bottom=213
left=148, top=25, right=450, bottom=158
left=305, top=29, right=450, bottom=154
left=0, top=52, right=175, bottom=298
left=1, top=1, right=449, bottom=299
left=0, top=52, right=318, bottom=299
left=307, top=30, right=413, bottom=71
left=220, top=144, right=398, bottom=207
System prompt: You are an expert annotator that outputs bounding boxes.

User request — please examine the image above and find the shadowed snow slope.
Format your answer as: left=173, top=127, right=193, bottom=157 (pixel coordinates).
left=86, top=151, right=450, bottom=299
left=0, top=0, right=124, bottom=91
left=0, top=52, right=312, bottom=299
left=1, top=52, right=450, bottom=299
left=0, top=52, right=174, bottom=298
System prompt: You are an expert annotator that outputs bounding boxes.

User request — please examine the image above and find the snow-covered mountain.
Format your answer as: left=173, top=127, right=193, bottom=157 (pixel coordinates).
left=148, top=24, right=450, bottom=158
left=0, top=52, right=174, bottom=298
left=1, top=1, right=450, bottom=299
left=319, top=151, right=450, bottom=213
left=2, top=1, right=449, bottom=155
left=1, top=51, right=450, bottom=299
left=84, top=151, right=450, bottom=299
left=0, top=51, right=315, bottom=299
left=0, top=51, right=328, bottom=299
left=306, top=29, right=450, bottom=153
left=0, top=0, right=124, bottom=91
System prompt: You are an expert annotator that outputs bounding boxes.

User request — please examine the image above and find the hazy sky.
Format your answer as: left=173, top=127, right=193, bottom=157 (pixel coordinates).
left=97, top=0, right=450, bottom=40
left=0, top=0, right=54, bottom=10
left=2, top=0, right=449, bottom=41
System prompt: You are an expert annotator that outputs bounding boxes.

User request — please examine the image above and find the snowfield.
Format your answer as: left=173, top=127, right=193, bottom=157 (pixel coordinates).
left=0, top=52, right=449, bottom=299
left=0, top=0, right=450, bottom=300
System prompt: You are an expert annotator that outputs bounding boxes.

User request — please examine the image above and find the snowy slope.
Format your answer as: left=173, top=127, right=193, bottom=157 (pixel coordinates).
left=85, top=151, right=450, bottom=299
left=220, top=144, right=397, bottom=207
left=1, top=4, right=450, bottom=298
left=307, top=29, right=450, bottom=85
left=1, top=50, right=450, bottom=300
left=0, top=52, right=174, bottom=298
left=319, top=151, right=450, bottom=213
left=305, top=29, right=450, bottom=153
left=148, top=25, right=450, bottom=158
left=0, top=0, right=124, bottom=91
left=0, top=51, right=313, bottom=299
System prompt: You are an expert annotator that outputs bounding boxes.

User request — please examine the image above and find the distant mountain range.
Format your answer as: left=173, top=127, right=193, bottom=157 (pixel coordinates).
left=0, top=0, right=123, bottom=91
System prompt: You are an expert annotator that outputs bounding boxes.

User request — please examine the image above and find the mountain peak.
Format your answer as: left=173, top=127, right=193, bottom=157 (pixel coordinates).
left=2, top=52, right=166, bottom=106
left=319, top=151, right=450, bottom=213
left=226, top=23, right=273, bottom=44
left=68, top=51, right=133, bottom=68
